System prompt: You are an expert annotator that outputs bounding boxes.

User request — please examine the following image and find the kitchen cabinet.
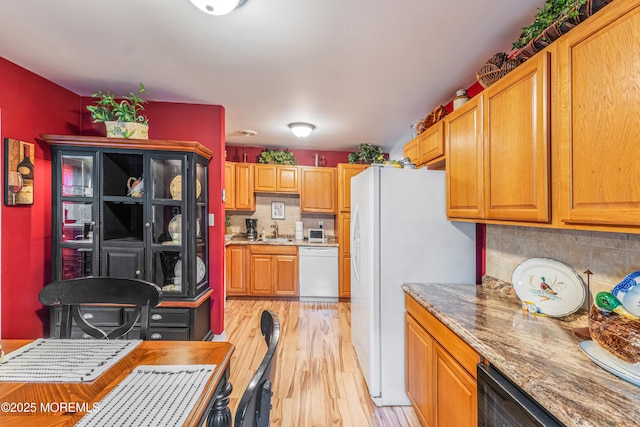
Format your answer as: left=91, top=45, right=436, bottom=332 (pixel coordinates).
left=234, top=163, right=255, bottom=210
left=558, top=0, right=640, bottom=229
left=337, top=163, right=368, bottom=213
left=300, top=167, right=336, bottom=214
left=43, top=134, right=212, bottom=340
left=418, top=121, right=445, bottom=168
left=338, top=213, right=351, bottom=299
left=484, top=51, right=551, bottom=222
left=403, top=137, right=419, bottom=165
left=249, top=245, right=298, bottom=297
left=406, top=295, right=478, bottom=427
left=225, top=244, right=248, bottom=296
left=254, top=164, right=299, bottom=193
left=224, top=161, right=236, bottom=209
left=445, top=94, right=485, bottom=219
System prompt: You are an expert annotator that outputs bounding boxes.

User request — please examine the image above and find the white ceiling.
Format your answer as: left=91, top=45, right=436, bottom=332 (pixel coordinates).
left=0, top=0, right=541, bottom=153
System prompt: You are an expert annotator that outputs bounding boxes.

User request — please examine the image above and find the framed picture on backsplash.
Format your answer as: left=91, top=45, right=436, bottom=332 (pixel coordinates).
left=4, top=138, right=35, bottom=206
left=271, top=201, right=285, bottom=220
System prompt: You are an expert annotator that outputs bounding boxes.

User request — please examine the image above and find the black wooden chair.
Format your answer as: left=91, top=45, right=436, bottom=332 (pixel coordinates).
left=234, top=310, right=281, bottom=427
left=39, top=277, right=162, bottom=340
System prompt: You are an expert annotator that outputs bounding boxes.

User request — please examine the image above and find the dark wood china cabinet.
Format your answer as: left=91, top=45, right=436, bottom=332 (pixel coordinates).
left=42, top=135, right=213, bottom=340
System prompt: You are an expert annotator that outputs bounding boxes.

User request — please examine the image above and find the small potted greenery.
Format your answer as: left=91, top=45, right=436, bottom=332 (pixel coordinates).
left=348, top=143, right=386, bottom=164
left=86, top=83, right=150, bottom=139
left=225, top=215, right=232, bottom=235
left=258, top=148, right=298, bottom=165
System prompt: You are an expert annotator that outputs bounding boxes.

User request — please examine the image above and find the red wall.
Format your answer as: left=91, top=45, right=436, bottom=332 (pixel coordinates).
left=0, top=58, right=81, bottom=338
left=225, top=145, right=352, bottom=166
left=80, top=99, right=227, bottom=335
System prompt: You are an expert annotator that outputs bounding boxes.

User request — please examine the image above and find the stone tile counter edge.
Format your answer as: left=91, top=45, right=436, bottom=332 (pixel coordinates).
left=402, top=282, right=640, bottom=427
left=225, top=236, right=339, bottom=247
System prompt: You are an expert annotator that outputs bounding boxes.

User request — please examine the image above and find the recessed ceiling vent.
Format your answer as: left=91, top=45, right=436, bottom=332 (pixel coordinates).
left=239, top=130, right=258, bottom=137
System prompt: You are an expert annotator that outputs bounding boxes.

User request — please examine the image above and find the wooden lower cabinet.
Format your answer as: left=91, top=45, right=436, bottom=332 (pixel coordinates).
left=226, top=245, right=248, bottom=296
left=406, top=295, right=478, bottom=427
left=224, top=245, right=299, bottom=297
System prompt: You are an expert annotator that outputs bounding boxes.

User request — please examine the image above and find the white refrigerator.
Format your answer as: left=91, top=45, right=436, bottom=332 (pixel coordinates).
left=350, top=166, right=476, bottom=406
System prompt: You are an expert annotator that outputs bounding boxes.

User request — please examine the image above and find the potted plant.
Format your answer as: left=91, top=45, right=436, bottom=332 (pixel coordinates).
left=86, top=83, right=150, bottom=139
left=225, top=215, right=232, bottom=235
left=258, top=148, right=298, bottom=165
left=348, top=143, right=386, bottom=164
left=513, top=0, right=587, bottom=58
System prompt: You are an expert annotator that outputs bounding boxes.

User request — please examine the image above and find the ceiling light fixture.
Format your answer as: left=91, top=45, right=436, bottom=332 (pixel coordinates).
left=288, top=122, right=316, bottom=138
left=189, top=0, right=247, bottom=16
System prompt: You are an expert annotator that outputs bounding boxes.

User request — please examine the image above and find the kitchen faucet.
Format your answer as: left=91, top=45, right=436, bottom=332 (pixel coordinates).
left=271, top=221, right=279, bottom=238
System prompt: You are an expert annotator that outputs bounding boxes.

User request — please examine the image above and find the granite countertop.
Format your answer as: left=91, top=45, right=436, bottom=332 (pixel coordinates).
left=403, top=282, right=640, bottom=427
left=224, top=235, right=339, bottom=247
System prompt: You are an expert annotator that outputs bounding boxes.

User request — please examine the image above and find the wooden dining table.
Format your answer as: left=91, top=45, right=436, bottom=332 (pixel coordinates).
left=0, top=339, right=235, bottom=427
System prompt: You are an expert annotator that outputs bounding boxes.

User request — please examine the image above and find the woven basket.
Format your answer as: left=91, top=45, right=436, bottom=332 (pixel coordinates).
left=476, top=54, right=523, bottom=89
left=416, top=105, right=448, bottom=134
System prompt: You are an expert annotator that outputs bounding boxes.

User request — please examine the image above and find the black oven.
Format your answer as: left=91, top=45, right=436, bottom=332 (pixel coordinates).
left=477, top=364, right=565, bottom=427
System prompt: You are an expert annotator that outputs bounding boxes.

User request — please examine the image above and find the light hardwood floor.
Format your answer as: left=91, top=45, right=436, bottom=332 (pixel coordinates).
left=223, top=299, right=421, bottom=426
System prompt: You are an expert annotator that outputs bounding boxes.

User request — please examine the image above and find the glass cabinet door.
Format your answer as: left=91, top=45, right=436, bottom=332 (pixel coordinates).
left=195, top=161, right=208, bottom=295
left=58, top=154, right=97, bottom=279
left=150, top=156, right=185, bottom=295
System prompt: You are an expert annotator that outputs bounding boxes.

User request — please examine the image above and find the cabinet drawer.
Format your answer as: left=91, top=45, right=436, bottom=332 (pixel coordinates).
left=250, top=245, right=297, bottom=256
left=127, top=327, right=190, bottom=341
left=406, top=295, right=479, bottom=378
left=54, top=307, right=122, bottom=326
left=124, top=307, right=190, bottom=327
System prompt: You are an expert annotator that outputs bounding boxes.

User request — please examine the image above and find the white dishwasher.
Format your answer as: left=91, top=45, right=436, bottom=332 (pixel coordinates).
left=298, top=246, right=339, bottom=301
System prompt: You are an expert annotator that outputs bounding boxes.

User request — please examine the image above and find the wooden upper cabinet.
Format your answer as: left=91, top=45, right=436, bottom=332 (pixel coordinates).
left=403, top=137, right=419, bottom=165
left=254, top=164, right=298, bottom=193
left=446, top=94, right=484, bottom=219
left=300, top=167, right=336, bottom=213
left=558, top=0, right=640, bottom=228
left=234, top=163, right=255, bottom=211
left=484, top=51, right=551, bottom=222
left=337, top=163, right=368, bottom=213
left=224, top=162, right=236, bottom=210
left=418, top=121, right=445, bottom=167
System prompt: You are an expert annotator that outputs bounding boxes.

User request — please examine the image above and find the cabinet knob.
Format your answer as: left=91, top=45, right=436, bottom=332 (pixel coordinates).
left=135, top=270, right=141, bottom=276
left=151, top=314, right=163, bottom=321
left=82, top=333, right=92, bottom=339
left=145, top=222, right=151, bottom=228
left=150, top=333, right=162, bottom=340
left=82, top=313, right=94, bottom=320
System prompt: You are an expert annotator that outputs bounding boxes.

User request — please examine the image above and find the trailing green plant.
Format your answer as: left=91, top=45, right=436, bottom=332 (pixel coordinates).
left=225, top=215, right=231, bottom=227
left=258, top=148, right=298, bottom=165
left=348, top=143, right=386, bottom=164
left=512, top=0, right=586, bottom=49
left=86, top=83, right=149, bottom=125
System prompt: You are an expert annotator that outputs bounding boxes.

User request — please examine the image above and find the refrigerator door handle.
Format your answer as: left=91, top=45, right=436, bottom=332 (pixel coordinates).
left=351, top=204, right=361, bottom=282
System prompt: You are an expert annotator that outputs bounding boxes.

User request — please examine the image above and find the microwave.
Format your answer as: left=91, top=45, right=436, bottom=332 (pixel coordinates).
left=308, top=229, right=325, bottom=243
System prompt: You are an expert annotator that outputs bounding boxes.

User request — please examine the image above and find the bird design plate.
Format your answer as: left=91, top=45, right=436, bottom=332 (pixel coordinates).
left=579, top=340, right=640, bottom=387
left=511, top=257, right=586, bottom=317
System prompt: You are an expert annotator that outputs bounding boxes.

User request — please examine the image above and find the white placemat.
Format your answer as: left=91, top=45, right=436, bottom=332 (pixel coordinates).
left=76, top=364, right=217, bottom=427
left=0, top=339, right=141, bottom=382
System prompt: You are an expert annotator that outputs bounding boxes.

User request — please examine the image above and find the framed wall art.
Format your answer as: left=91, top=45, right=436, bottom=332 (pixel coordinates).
left=4, top=138, right=35, bottom=206
left=271, top=201, right=285, bottom=220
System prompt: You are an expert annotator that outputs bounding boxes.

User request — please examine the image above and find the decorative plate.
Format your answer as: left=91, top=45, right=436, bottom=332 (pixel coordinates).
left=579, top=340, right=640, bottom=387
left=169, top=175, right=201, bottom=200
left=511, top=257, right=586, bottom=317
left=174, top=256, right=206, bottom=284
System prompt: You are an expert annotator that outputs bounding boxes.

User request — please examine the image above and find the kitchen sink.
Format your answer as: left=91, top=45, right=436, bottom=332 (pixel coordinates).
left=262, top=238, right=293, bottom=243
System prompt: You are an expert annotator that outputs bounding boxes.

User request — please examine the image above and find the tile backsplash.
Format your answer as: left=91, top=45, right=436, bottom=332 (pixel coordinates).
left=486, top=224, right=640, bottom=300
left=226, top=193, right=335, bottom=238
